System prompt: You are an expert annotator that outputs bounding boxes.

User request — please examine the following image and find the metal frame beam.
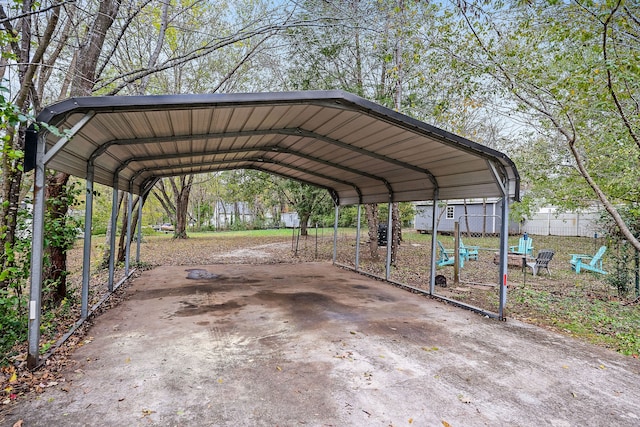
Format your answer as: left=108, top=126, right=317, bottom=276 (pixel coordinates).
left=97, top=145, right=393, bottom=196
left=282, top=128, right=439, bottom=188
left=430, top=189, right=439, bottom=295
left=27, top=133, right=47, bottom=369
left=43, top=112, right=95, bottom=165
left=130, top=157, right=363, bottom=201
left=487, top=160, right=510, bottom=320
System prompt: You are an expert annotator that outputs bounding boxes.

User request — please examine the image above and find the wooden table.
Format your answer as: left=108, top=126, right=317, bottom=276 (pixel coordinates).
left=493, top=252, right=532, bottom=268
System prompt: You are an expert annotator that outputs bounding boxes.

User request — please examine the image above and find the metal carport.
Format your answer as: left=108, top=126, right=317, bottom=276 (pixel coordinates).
left=25, top=90, right=519, bottom=368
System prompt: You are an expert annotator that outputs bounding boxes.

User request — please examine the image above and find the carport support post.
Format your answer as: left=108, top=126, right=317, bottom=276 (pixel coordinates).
left=27, top=132, right=47, bottom=369
left=136, top=196, right=143, bottom=263
left=355, top=204, right=362, bottom=271
left=125, top=191, right=132, bottom=276
left=498, top=195, right=509, bottom=320
left=108, top=185, right=119, bottom=292
left=80, top=168, right=95, bottom=318
left=429, top=190, right=439, bottom=294
left=454, top=221, right=460, bottom=284
left=332, top=204, right=339, bottom=263
left=385, top=201, right=393, bottom=281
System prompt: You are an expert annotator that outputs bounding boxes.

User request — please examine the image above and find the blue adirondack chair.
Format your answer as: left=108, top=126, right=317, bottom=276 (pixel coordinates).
left=437, top=240, right=464, bottom=268
left=570, top=246, right=607, bottom=274
left=510, top=236, right=534, bottom=256
left=459, top=239, right=479, bottom=261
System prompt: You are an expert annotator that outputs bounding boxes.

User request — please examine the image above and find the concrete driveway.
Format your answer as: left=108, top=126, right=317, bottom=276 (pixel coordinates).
left=3, top=262, right=640, bottom=426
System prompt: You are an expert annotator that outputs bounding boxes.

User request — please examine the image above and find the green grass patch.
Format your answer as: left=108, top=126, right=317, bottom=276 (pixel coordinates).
left=511, top=286, right=640, bottom=355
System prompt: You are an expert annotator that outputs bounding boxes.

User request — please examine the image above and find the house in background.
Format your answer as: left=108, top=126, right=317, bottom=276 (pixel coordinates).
left=280, top=212, right=301, bottom=228
left=211, top=201, right=254, bottom=228
left=414, top=199, right=520, bottom=235
left=415, top=199, right=605, bottom=238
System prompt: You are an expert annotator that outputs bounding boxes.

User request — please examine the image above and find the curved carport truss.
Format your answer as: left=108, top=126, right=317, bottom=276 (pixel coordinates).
left=25, top=90, right=519, bottom=368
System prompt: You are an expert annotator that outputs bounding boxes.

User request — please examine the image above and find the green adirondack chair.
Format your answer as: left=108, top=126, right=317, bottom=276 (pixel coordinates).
left=570, top=246, right=607, bottom=274
left=510, top=236, right=533, bottom=255
left=459, top=239, right=479, bottom=261
left=437, top=240, right=464, bottom=268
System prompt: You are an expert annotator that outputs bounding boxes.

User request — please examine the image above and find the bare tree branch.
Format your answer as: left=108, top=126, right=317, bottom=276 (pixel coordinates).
left=97, top=18, right=329, bottom=95
left=0, top=0, right=74, bottom=25
left=601, top=0, right=640, bottom=150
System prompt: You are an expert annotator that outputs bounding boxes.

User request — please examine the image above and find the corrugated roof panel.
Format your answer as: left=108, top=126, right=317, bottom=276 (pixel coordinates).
left=269, top=104, right=313, bottom=129
left=111, top=112, right=146, bottom=139
left=32, top=91, right=519, bottom=203
left=191, top=107, right=214, bottom=133
left=74, top=116, right=116, bottom=145
left=298, top=105, right=346, bottom=132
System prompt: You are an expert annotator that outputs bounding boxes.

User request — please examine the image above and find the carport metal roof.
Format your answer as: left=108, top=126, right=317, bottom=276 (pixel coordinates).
left=26, top=90, right=519, bottom=369
left=32, top=90, right=519, bottom=204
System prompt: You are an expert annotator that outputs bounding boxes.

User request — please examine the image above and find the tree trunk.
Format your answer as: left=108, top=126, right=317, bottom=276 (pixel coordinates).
left=41, top=0, right=121, bottom=300
left=116, top=194, right=140, bottom=263
left=116, top=194, right=128, bottom=264
left=463, top=199, right=471, bottom=238
left=391, top=202, right=401, bottom=266
left=101, top=190, right=124, bottom=268
left=365, top=204, right=379, bottom=260
left=152, top=179, right=176, bottom=223
left=300, top=212, right=310, bottom=236
left=173, top=176, right=193, bottom=239
left=482, top=199, right=487, bottom=238
left=0, top=128, right=24, bottom=289
left=44, top=171, right=71, bottom=304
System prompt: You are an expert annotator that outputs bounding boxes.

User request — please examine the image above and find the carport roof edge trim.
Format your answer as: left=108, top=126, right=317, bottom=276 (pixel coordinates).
left=32, top=90, right=520, bottom=203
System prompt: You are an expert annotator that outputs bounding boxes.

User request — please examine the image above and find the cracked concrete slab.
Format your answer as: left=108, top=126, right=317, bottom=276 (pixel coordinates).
left=3, top=262, right=640, bottom=426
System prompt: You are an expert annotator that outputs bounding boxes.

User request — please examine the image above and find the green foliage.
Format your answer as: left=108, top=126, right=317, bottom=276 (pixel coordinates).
left=378, top=202, right=415, bottom=226
left=597, top=205, right=640, bottom=296
left=44, top=181, right=82, bottom=254
left=277, top=179, right=333, bottom=228
left=337, top=206, right=360, bottom=228
left=0, top=206, right=32, bottom=365
left=450, top=1, right=640, bottom=241
left=0, top=287, right=26, bottom=365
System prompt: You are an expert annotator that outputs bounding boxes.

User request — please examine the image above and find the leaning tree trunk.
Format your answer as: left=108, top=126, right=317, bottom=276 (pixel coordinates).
left=101, top=190, right=124, bottom=268
left=116, top=194, right=141, bottom=263
left=44, top=0, right=121, bottom=300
